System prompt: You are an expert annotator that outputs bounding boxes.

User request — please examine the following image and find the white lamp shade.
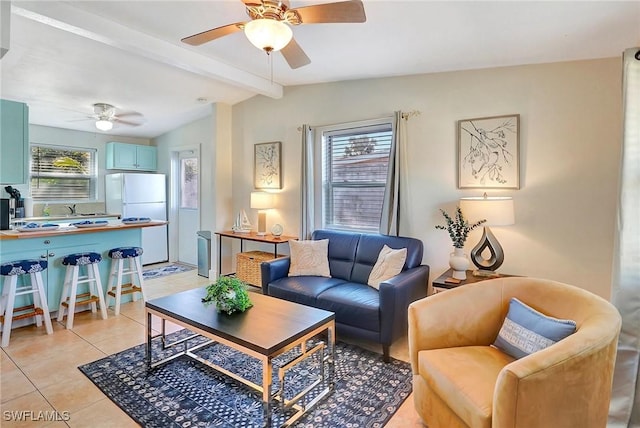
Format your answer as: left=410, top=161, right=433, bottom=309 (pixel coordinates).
left=244, top=19, right=293, bottom=52
left=251, top=192, right=274, bottom=210
left=459, top=196, right=515, bottom=226
left=95, top=119, right=113, bottom=131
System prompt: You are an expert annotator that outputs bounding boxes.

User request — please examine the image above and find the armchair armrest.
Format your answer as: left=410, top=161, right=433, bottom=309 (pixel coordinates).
left=260, top=257, right=290, bottom=294
left=378, top=265, right=430, bottom=346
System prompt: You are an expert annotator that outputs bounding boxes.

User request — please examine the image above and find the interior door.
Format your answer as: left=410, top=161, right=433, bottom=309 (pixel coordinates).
left=176, top=150, right=199, bottom=266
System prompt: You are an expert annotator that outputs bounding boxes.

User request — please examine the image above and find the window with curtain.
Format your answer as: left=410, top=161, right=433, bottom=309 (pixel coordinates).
left=318, top=118, right=394, bottom=232
left=30, top=144, right=97, bottom=200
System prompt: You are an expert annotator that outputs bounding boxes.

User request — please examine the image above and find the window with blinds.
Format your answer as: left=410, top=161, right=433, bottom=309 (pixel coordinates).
left=30, top=144, right=97, bottom=200
left=321, top=119, right=393, bottom=232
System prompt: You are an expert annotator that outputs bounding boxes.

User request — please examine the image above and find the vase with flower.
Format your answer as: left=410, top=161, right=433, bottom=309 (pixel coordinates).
left=436, top=207, right=486, bottom=280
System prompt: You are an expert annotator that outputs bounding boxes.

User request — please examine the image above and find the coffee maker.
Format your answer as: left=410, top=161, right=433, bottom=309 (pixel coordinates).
left=2, top=186, right=24, bottom=229
left=0, top=198, right=10, bottom=230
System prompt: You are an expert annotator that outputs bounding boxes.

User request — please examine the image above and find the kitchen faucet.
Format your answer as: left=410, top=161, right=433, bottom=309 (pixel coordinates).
left=67, top=204, right=76, bottom=215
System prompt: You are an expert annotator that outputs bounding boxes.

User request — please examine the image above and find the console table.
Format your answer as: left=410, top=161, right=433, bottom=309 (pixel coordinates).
left=215, top=230, right=297, bottom=278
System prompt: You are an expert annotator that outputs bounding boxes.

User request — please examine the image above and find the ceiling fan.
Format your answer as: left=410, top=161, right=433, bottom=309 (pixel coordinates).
left=87, top=103, right=144, bottom=131
left=181, top=0, right=366, bottom=69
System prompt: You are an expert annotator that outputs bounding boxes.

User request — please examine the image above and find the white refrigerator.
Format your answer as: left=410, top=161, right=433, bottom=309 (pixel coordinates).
left=105, top=173, right=168, bottom=265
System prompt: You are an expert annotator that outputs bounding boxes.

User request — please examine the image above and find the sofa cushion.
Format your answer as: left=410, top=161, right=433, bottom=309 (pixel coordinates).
left=419, top=346, right=515, bottom=428
left=316, top=282, right=380, bottom=332
left=368, top=245, right=407, bottom=290
left=493, top=297, right=577, bottom=359
left=351, top=234, right=423, bottom=284
left=268, top=276, right=347, bottom=307
left=288, top=239, right=331, bottom=277
left=312, top=230, right=360, bottom=281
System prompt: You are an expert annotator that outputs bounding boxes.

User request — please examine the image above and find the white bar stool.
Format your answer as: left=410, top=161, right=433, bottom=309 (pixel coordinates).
left=0, top=259, right=53, bottom=347
left=57, top=252, right=108, bottom=329
left=106, top=246, right=145, bottom=316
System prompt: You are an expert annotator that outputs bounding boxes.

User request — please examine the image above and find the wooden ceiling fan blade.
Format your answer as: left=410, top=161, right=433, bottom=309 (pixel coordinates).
left=281, top=38, right=311, bottom=69
left=181, top=22, right=245, bottom=46
left=115, top=112, right=144, bottom=119
left=292, top=0, right=366, bottom=24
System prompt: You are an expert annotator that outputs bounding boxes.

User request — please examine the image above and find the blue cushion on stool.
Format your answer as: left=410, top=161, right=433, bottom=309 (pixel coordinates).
left=108, top=247, right=143, bottom=259
left=62, top=252, right=102, bottom=266
left=0, top=259, right=48, bottom=276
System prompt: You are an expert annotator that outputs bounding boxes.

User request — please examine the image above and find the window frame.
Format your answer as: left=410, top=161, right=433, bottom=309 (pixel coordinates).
left=314, top=116, right=394, bottom=233
left=29, top=143, right=98, bottom=202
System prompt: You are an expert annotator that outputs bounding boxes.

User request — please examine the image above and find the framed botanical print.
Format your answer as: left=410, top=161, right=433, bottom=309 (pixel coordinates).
left=254, top=141, right=282, bottom=190
left=457, top=114, right=520, bottom=189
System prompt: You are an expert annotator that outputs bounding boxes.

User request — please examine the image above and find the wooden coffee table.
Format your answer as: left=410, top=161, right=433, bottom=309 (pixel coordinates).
left=145, top=288, right=335, bottom=427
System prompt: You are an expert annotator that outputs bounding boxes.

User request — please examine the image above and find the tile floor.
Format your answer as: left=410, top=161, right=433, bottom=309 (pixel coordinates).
left=1, top=267, right=424, bottom=427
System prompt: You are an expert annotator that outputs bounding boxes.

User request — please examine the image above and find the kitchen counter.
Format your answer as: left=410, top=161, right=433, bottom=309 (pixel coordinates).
left=0, top=220, right=169, bottom=325
left=0, top=220, right=167, bottom=240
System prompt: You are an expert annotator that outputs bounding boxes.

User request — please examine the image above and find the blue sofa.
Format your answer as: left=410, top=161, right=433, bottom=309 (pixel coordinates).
left=260, top=229, right=430, bottom=361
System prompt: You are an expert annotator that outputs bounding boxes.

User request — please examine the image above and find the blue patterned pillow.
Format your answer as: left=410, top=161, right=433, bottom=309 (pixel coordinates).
left=493, top=297, right=577, bottom=359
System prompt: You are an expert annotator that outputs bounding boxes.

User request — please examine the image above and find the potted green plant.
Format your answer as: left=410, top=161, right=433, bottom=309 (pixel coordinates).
left=202, top=276, right=253, bottom=315
left=436, top=207, right=485, bottom=280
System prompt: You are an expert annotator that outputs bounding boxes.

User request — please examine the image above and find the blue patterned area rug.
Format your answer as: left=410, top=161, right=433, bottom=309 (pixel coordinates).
left=142, top=263, right=195, bottom=280
left=78, top=330, right=412, bottom=427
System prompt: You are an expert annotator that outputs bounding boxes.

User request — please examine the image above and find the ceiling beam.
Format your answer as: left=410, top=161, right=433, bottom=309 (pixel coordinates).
left=12, top=2, right=283, bottom=99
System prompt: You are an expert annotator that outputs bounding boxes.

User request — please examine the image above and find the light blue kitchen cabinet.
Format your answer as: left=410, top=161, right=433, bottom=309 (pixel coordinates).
left=106, top=142, right=157, bottom=171
left=0, top=99, right=29, bottom=184
left=0, top=228, right=141, bottom=319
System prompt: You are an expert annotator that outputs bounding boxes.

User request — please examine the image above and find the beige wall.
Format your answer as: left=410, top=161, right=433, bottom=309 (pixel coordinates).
left=231, top=58, right=622, bottom=298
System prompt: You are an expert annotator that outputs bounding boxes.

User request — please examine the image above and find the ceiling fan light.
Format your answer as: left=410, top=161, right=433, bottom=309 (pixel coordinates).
left=95, top=119, right=113, bottom=131
left=244, top=19, right=293, bottom=52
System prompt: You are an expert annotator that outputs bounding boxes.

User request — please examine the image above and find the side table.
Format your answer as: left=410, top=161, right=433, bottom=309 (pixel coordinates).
left=214, top=231, right=297, bottom=278
left=432, top=268, right=516, bottom=291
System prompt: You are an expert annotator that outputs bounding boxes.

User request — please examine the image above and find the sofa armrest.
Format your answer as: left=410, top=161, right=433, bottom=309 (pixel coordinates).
left=260, top=257, right=291, bottom=294
left=378, top=265, right=430, bottom=346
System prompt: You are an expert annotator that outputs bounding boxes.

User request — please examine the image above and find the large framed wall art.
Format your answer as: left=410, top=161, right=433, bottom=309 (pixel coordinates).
left=457, top=114, right=520, bottom=189
left=254, top=141, right=282, bottom=190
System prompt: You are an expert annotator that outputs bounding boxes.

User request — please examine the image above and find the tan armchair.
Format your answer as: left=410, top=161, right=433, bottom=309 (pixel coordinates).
left=408, top=277, right=621, bottom=428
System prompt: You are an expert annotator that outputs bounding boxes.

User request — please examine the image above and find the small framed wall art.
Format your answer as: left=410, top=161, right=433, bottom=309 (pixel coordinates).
left=254, top=141, right=282, bottom=190
left=457, top=114, right=520, bottom=189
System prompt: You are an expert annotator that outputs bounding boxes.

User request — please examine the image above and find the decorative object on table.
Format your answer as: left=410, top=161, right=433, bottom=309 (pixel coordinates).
left=79, top=330, right=411, bottom=428
left=231, top=209, right=252, bottom=233
left=457, top=114, right=520, bottom=189
left=250, top=191, right=274, bottom=236
left=202, top=276, right=253, bottom=314
left=254, top=141, right=282, bottom=190
left=435, top=206, right=486, bottom=280
left=271, top=223, right=284, bottom=237
left=459, top=193, right=515, bottom=276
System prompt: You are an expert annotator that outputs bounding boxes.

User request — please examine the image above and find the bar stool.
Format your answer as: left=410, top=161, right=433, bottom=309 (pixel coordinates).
left=57, top=252, right=108, bottom=329
left=106, top=247, right=145, bottom=316
left=0, top=259, right=53, bottom=347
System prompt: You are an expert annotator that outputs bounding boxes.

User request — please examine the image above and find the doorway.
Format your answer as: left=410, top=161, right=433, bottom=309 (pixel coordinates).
left=170, top=148, right=200, bottom=266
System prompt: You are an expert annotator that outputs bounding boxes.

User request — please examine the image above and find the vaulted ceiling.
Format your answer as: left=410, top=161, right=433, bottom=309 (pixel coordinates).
left=1, top=1, right=638, bottom=138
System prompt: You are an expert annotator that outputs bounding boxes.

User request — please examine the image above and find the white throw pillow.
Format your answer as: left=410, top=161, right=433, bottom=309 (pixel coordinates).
left=367, top=245, right=407, bottom=290
left=288, top=239, right=331, bottom=277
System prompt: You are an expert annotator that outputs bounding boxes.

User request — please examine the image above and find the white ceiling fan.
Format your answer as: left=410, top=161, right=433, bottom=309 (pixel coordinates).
left=86, top=103, right=145, bottom=131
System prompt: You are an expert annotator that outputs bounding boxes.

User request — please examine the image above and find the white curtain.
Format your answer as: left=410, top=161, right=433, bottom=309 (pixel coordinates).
left=609, top=47, right=640, bottom=427
left=300, top=124, right=314, bottom=240
left=380, top=111, right=405, bottom=236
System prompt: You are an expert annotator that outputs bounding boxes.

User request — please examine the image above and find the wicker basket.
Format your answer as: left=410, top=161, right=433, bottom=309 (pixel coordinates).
left=236, top=251, right=280, bottom=287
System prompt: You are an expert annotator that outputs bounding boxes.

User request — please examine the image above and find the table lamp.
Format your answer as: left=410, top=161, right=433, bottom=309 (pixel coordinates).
left=459, top=194, right=514, bottom=276
left=250, top=192, right=274, bottom=236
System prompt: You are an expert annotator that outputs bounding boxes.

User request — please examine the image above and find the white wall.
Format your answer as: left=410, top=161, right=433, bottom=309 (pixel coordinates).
left=154, top=104, right=233, bottom=273
left=23, top=125, right=150, bottom=215
left=231, top=58, right=622, bottom=299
